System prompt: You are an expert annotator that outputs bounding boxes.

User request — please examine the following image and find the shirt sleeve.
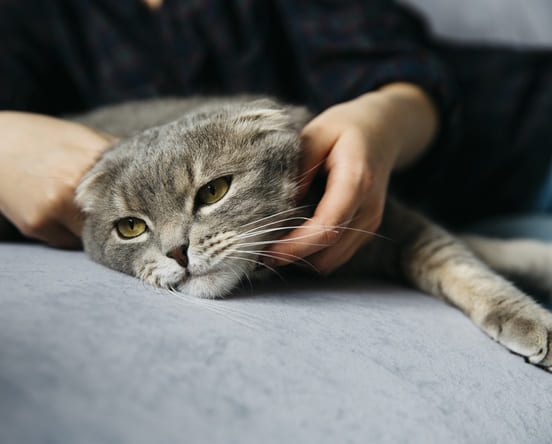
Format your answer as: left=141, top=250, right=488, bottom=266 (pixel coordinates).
left=274, top=0, right=461, bottom=200
left=274, top=0, right=453, bottom=108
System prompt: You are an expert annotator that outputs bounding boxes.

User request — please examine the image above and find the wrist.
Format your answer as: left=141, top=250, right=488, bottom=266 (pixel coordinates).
left=358, top=82, right=439, bottom=171
left=379, top=82, right=439, bottom=169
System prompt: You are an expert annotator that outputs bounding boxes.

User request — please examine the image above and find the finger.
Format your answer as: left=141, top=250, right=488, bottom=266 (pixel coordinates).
left=306, top=223, right=378, bottom=274
left=58, top=198, right=85, bottom=239
left=300, top=116, right=338, bottom=166
left=66, top=215, right=84, bottom=239
left=308, top=199, right=387, bottom=274
left=48, top=225, right=82, bottom=249
left=268, top=192, right=384, bottom=272
left=268, top=132, right=370, bottom=264
left=27, top=222, right=82, bottom=249
left=312, top=128, right=372, bottom=223
left=264, top=220, right=343, bottom=267
left=265, top=201, right=358, bottom=267
left=295, top=120, right=338, bottom=197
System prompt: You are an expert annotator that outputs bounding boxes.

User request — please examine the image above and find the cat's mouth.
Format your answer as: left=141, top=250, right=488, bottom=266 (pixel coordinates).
left=161, top=250, right=265, bottom=297
left=173, top=268, right=245, bottom=299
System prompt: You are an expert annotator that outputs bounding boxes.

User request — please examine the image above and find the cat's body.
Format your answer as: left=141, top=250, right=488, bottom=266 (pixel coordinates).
left=75, top=97, right=552, bottom=371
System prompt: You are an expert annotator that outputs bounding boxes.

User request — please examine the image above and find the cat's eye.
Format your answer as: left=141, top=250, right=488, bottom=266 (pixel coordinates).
left=196, top=176, right=231, bottom=206
left=116, top=217, right=148, bottom=239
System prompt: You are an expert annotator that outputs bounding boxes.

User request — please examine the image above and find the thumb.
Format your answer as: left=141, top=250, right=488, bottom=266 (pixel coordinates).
left=296, top=119, right=339, bottom=199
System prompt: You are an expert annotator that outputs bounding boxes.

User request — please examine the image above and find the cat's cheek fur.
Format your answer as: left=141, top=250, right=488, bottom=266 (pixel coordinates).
left=177, top=272, right=242, bottom=299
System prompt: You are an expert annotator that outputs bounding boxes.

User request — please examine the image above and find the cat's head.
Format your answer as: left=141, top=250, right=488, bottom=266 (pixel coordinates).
left=76, top=99, right=311, bottom=298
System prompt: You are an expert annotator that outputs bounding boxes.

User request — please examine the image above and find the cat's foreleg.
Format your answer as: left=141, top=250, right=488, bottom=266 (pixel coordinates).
left=383, top=201, right=552, bottom=370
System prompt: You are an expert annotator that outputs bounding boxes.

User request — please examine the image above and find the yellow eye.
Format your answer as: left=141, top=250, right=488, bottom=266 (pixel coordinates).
left=116, top=217, right=147, bottom=239
left=197, top=176, right=231, bottom=206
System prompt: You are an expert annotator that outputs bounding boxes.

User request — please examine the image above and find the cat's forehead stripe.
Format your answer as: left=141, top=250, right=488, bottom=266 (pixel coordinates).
left=172, top=167, right=193, bottom=194
left=111, top=190, right=131, bottom=215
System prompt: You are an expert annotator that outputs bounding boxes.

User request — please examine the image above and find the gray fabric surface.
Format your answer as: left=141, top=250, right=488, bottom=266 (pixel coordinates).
left=1, top=243, right=552, bottom=444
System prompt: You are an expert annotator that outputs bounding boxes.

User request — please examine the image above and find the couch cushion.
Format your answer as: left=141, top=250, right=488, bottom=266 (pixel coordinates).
left=1, top=243, right=551, bottom=443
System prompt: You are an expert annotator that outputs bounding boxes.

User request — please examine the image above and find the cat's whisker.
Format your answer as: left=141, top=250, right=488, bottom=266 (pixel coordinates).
left=238, top=217, right=313, bottom=237
left=342, top=215, right=397, bottom=243
left=240, top=221, right=393, bottom=243
left=225, top=261, right=254, bottom=293
left=236, top=227, right=342, bottom=247
left=237, top=224, right=338, bottom=239
left=236, top=264, right=255, bottom=293
left=201, top=292, right=277, bottom=325
left=239, top=215, right=312, bottom=236
left=292, top=157, right=326, bottom=182
left=230, top=248, right=301, bottom=261
left=164, top=284, right=243, bottom=315
left=227, top=254, right=284, bottom=281
left=228, top=248, right=319, bottom=272
left=238, top=205, right=313, bottom=229
left=170, top=293, right=265, bottom=330
left=209, top=304, right=271, bottom=330
left=332, top=225, right=393, bottom=242
left=205, top=305, right=263, bottom=329
left=163, top=261, right=277, bottom=323
left=227, top=254, right=273, bottom=270
left=237, top=239, right=332, bottom=248
left=161, top=268, right=275, bottom=328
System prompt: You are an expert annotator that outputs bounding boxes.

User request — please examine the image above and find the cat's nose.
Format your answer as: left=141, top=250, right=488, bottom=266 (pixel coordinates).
left=167, top=244, right=189, bottom=268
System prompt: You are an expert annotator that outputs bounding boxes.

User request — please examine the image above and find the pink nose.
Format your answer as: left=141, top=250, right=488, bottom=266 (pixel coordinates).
left=167, top=245, right=189, bottom=268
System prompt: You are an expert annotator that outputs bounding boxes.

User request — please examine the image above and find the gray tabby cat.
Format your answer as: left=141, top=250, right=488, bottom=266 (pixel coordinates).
left=74, top=97, right=552, bottom=371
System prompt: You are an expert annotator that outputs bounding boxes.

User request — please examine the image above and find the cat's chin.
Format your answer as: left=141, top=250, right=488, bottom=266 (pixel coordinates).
left=176, top=271, right=242, bottom=299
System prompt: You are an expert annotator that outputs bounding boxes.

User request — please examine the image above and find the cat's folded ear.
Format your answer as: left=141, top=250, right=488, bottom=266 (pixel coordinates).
left=75, top=169, right=106, bottom=213
left=233, top=99, right=312, bottom=134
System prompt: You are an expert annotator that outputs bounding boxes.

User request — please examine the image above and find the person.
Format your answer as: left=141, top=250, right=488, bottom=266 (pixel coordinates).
left=1, top=0, right=551, bottom=274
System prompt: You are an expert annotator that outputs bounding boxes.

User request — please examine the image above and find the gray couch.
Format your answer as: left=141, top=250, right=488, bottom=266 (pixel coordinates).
left=2, top=242, right=552, bottom=444
left=2, top=2, right=552, bottom=443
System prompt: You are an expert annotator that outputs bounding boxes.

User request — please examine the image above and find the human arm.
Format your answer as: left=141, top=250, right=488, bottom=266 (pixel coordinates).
left=0, top=112, right=116, bottom=248
left=266, top=82, right=438, bottom=272
left=262, top=0, right=458, bottom=272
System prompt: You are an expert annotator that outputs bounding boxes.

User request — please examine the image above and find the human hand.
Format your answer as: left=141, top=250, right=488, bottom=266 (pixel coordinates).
left=266, top=83, right=438, bottom=273
left=0, top=112, right=117, bottom=248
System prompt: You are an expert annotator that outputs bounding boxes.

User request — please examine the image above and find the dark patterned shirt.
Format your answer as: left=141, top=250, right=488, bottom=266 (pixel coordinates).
left=2, top=0, right=551, bottom=226
left=1, top=0, right=454, bottom=113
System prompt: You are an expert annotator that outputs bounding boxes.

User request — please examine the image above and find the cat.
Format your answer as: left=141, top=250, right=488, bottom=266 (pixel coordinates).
left=74, top=97, right=552, bottom=371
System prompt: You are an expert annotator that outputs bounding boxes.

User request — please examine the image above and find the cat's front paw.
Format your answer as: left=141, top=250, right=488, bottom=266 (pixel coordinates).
left=482, top=304, right=552, bottom=371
